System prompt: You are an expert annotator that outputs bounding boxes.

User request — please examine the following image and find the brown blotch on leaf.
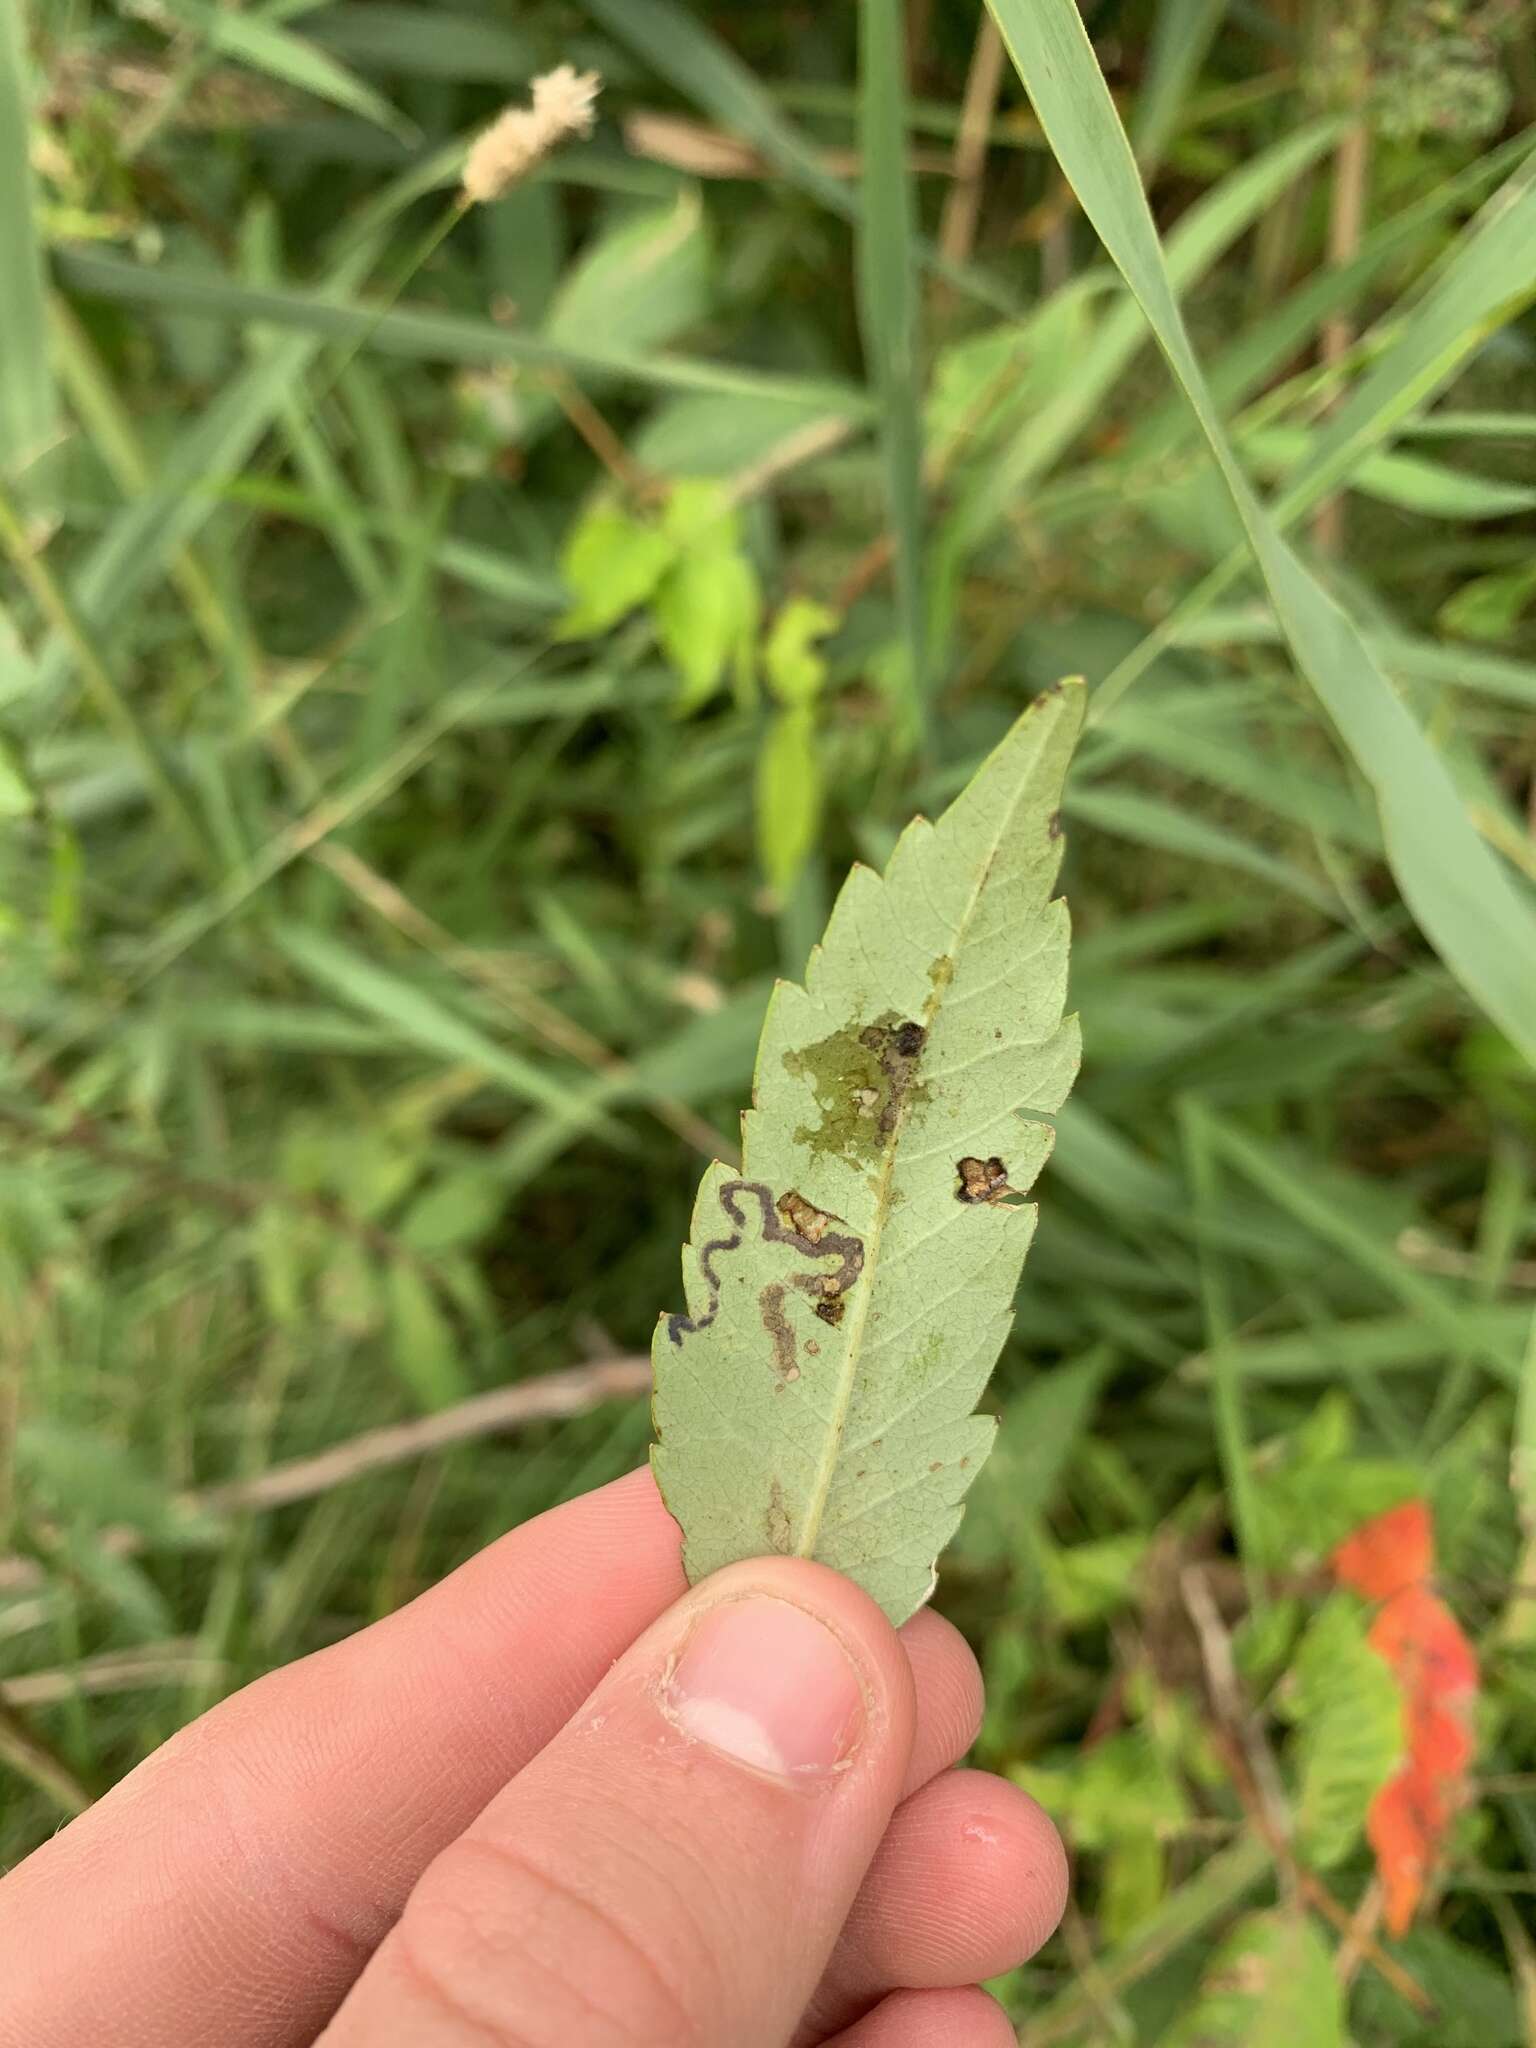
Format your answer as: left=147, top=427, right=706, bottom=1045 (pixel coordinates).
left=759, top=1283, right=799, bottom=1383
left=1048, top=809, right=1064, bottom=840
left=777, top=1189, right=835, bottom=1244
left=766, top=1479, right=792, bottom=1554
left=957, top=1155, right=1017, bottom=1205
left=814, top=1296, right=846, bottom=1327
left=856, top=1018, right=929, bottom=1137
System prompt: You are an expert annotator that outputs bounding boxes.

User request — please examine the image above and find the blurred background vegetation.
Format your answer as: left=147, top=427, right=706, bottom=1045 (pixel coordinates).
left=2, top=0, right=1536, bottom=2038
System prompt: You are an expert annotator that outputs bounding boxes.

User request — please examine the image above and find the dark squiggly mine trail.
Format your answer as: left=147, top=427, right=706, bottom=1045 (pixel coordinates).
left=665, top=1179, right=865, bottom=1347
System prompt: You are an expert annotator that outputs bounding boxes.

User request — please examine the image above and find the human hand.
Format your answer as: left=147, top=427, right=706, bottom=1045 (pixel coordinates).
left=0, top=1469, right=1066, bottom=2047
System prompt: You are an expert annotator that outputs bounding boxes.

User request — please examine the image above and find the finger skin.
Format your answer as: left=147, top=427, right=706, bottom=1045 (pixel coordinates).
left=0, top=1471, right=982, bottom=2048
left=0, top=1470, right=686, bottom=2048
left=801, top=1770, right=1068, bottom=2042
left=322, top=1558, right=917, bottom=2048
left=824, top=1987, right=1018, bottom=2048
left=894, top=1607, right=984, bottom=1799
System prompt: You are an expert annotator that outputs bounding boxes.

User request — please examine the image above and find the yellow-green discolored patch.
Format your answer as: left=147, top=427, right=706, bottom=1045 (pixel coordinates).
left=784, top=1010, right=931, bottom=1165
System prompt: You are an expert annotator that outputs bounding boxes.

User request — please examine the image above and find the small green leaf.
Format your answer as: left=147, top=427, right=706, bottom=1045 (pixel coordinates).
left=1041, top=1529, right=1150, bottom=1624
left=400, top=1172, right=505, bottom=1255
left=386, top=1264, right=469, bottom=1412
left=1438, top=561, right=1536, bottom=644
left=764, top=597, right=839, bottom=707
left=0, top=729, right=35, bottom=815
left=1159, top=1911, right=1345, bottom=2048
left=755, top=704, right=823, bottom=897
left=547, top=195, right=711, bottom=363
left=653, top=488, right=762, bottom=714
left=557, top=501, right=676, bottom=641
left=653, top=682, right=1084, bottom=1624
left=1016, top=1728, right=1189, bottom=1850
left=660, top=478, right=737, bottom=548
left=1283, top=1593, right=1405, bottom=1867
left=1101, top=1830, right=1170, bottom=1943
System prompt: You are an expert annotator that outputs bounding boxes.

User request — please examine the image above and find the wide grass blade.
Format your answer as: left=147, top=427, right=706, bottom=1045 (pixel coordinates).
left=857, top=0, right=928, bottom=742
left=0, top=0, right=52, bottom=490
left=56, top=248, right=870, bottom=418
left=986, top=0, right=1536, bottom=1068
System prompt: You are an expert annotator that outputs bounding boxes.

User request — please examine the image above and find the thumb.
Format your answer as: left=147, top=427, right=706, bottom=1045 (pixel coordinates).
left=323, top=1558, right=917, bottom=2048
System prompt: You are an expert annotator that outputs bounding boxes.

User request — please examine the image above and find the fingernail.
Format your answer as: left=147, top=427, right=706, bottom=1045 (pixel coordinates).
left=664, top=1595, right=866, bottom=1778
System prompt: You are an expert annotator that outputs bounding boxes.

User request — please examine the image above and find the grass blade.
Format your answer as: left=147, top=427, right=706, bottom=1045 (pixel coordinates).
left=56, top=247, right=871, bottom=417
left=956, top=116, right=1339, bottom=540
left=0, top=0, right=52, bottom=489
left=272, top=924, right=631, bottom=1141
left=986, top=0, right=1536, bottom=1067
left=857, top=0, right=928, bottom=742
left=579, top=0, right=855, bottom=216
left=1133, top=0, right=1229, bottom=177
left=187, top=4, right=416, bottom=140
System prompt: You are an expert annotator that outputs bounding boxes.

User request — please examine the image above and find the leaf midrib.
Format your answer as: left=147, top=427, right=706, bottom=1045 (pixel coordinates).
left=793, top=766, right=1040, bottom=1563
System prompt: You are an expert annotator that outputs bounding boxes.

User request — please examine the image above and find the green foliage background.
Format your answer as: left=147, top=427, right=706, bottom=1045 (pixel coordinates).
left=2, top=0, right=1535, bottom=2038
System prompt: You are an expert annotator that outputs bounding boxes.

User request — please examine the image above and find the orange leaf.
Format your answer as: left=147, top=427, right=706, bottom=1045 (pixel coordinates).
left=1369, top=1584, right=1479, bottom=1723
left=1368, top=1772, right=1438, bottom=1938
left=1332, top=1499, right=1433, bottom=1601
left=1332, top=1501, right=1479, bottom=1936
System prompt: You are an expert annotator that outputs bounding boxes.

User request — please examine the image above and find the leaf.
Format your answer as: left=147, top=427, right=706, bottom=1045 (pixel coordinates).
left=556, top=500, right=677, bottom=641
left=985, top=0, right=1536, bottom=1067
left=1041, top=1530, right=1149, bottom=1625
left=1327, top=1500, right=1480, bottom=1932
left=1366, top=1583, right=1480, bottom=1935
left=386, top=1263, right=469, bottom=1412
left=1438, top=560, right=1536, bottom=644
left=1016, top=1728, right=1189, bottom=1851
left=546, top=196, right=710, bottom=363
left=764, top=598, right=839, bottom=707
left=652, top=682, right=1084, bottom=1623
left=1333, top=1498, right=1435, bottom=1603
left=1158, top=1911, right=1345, bottom=2048
left=1283, top=1593, right=1406, bottom=1868
left=657, top=549, right=761, bottom=713
left=953, top=1348, right=1108, bottom=1563
left=755, top=704, right=823, bottom=898
left=653, top=484, right=761, bottom=713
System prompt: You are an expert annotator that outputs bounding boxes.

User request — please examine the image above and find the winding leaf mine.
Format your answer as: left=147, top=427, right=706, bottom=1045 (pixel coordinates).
left=652, top=680, right=1084, bottom=1623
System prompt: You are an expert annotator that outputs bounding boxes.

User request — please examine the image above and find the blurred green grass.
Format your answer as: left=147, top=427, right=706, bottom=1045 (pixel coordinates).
left=2, top=1, right=1535, bottom=2039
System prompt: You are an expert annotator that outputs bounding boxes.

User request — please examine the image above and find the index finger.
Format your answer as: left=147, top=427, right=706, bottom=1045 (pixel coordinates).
left=0, top=1468, right=687, bottom=2048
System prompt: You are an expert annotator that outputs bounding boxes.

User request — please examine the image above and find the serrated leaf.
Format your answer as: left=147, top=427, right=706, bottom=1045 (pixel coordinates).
left=1158, top=1911, right=1345, bottom=2048
left=652, top=682, right=1084, bottom=1623
left=1283, top=1593, right=1406, bottom=1868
